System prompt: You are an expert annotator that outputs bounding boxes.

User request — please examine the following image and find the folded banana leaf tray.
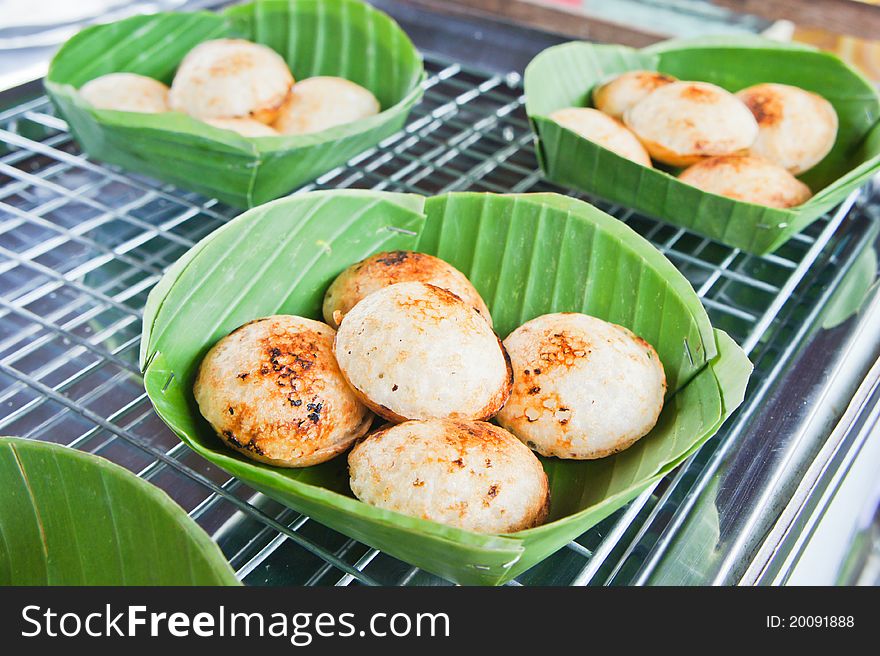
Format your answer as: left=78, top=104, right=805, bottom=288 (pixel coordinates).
left=1, top=8, right=879, bottom=585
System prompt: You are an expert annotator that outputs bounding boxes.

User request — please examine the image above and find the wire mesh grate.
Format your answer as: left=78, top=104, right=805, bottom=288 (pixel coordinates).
left=0, top=55, right=872, bottom=586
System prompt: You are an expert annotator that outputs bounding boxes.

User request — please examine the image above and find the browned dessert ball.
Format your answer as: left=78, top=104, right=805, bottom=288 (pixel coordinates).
left=736, top=83, right=838, bottom=175
left=334, top=282, right=511, bottom=423
left=323, top=251, right=491, bottom=329
left=194, top=315, right=372, bottom=467
left=678, top=155, right=812, bottom=208
left=593, top=69, right=677, bottom=120
left=349, top=419, right=550, bottom=533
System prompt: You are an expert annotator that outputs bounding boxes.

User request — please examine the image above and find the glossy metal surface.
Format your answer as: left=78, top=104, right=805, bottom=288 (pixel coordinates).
left=635, top=190, right=880, bottom=585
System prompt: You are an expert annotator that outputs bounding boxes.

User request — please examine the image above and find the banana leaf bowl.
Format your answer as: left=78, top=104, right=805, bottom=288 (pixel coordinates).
left=45, top=0, right=425, bottom=208
left=140, top=190, right=752, bottom=585
left=524, top=36, right=880, bottom=255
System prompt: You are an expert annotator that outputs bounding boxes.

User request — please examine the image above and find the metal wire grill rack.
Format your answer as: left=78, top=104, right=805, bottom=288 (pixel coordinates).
left=0, top=54, right=874, bottom=586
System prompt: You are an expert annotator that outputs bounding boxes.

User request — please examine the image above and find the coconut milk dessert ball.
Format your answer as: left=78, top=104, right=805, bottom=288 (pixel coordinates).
left=736, top=83, right=838, bottom=175
left=79, top=73, right=170, bottom=113
left=349, top=420, right=550, bottom=533
left=678, top=155, right=812, bottom=208
left=624, top=81, right=758, bottom=167
left=204, top=117, right=279, bottom=137
left=549, top=108, right=652, bottom=167
left=496, top=313, right=666, bottom=460
left=592, top=70, right=677, bottom=120
left=194, top=315, right=372, bottom=467
left=274, top=76, right=380, bottom=135
left=323, top=250, right=492, bottom=329
left=170, top=39, right=293, bottom=123
left=334, top=282, right=511, bottom=422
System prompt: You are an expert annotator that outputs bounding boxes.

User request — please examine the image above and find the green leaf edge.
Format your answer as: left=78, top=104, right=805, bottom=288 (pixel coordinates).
left=0, top=436, right=240, bottom=586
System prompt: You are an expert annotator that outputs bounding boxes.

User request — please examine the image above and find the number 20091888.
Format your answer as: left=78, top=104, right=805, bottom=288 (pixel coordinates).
left=767, top=616, right=854, bottom=628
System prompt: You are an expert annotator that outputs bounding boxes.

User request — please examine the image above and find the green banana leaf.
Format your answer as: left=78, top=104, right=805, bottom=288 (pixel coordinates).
left=0, top=437, right=238, bottom=585
left=820, top=229, right=879, bottom=330
left=140, top=190, right=752, bottom=585
left=524, top=36, right=880, bottom=255
left=45, top=0, right=425, bottom=208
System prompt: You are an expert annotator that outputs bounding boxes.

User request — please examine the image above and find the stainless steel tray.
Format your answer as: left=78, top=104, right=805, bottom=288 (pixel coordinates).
left=1, top=3, right=879, bottom=585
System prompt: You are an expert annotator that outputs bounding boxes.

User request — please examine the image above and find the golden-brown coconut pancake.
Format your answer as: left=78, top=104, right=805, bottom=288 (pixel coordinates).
left=736, top=83, right=838, bottom=175
left=274, top=76, right=379, bottom=135
left=194, top=315, right=372, bottom=467
left=549, top=107, right=653, bottom=167
left=333, top=282, right=511, bottom=422
left=348, top=419, right=550, bottom=533
left=496, top=312, right=666, bottom=460
left=169, top=39, right=293, bottom=123
left=79, top=73, right=169, bottom=113
left=623, top=81, right=758, bottom=166
left=593, top=70, right=677, bottom=120
left=323, top=250, right=491, bottom=329
left=678, top=155, right=812, bottom=208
